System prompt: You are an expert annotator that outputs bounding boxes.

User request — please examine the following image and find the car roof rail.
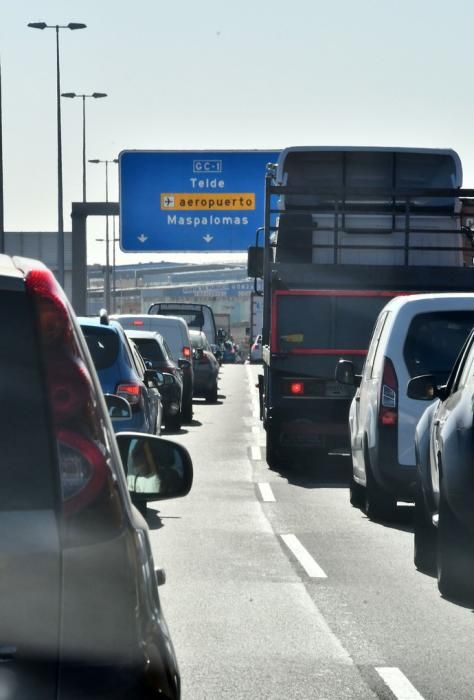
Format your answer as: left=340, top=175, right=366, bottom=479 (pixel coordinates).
left=99, top=308, right=109, bottom=325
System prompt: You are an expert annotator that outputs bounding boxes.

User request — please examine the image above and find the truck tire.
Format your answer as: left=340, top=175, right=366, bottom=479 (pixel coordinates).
left=363, top=444, right=397, bottom=522
left=437, top=481, right=474, bottom=601
left=266, top=428, right=281, bottom=470
left=166, top=414, right=182, bottom=432
left=413, top=473, right=436, bottom=574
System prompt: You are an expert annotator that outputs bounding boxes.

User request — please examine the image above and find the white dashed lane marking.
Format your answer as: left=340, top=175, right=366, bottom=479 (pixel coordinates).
left=280, top=534, right=328, bottom=578
left=376, top=667, right=425, bottom=700
left=251, top=445, right=262, bottom=461
left=258, top=483, right=276, bottom=502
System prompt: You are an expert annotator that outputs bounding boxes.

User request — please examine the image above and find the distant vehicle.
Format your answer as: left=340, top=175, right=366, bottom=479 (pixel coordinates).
left=222, top=340, right=237, bottom=364
left=0, top=254, right=193, bottom=698
left=250, top=334, right=263, bottom=363
left=126, top=329, right=184, bottom=431
left=336, top=294, right=474, bottom=521
left=112, top=314, right=194, bottom=423
left=79, top=314, right=163, bottom=436
left=190, top=330, right=219, bottom=402
left=148, top=302, right=218, bottom=346
left=409, top=327, right=474, bottom=599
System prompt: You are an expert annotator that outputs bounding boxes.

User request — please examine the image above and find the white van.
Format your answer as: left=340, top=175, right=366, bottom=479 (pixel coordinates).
left=336, top=294, right=474, bottom=520
left=111, top=314, right=194, bottom=422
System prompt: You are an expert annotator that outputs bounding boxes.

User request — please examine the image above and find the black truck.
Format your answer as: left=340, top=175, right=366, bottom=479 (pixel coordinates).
left=248, top=146, right=474, bottom=469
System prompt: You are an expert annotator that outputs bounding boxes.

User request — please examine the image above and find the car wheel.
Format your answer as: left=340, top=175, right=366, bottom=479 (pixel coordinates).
left=166, top=414, right=181, bottom=431
left=349, top=473, right=364, bottom=509
left=206, top=384, right=218, bottom=403
left=414, top=472, right=436, bottom=574
left=437, top=481, right=474, bottom=601
left=181, top=398, right=193, bottom=423
left=364, top=445, right=397, bottom=521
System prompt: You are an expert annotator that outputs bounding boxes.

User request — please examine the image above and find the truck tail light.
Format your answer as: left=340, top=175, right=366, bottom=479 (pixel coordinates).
left=379, top=357, right=398, bottom=426
left=290, top=381, right=305, bottom=395
left=25, top=267, right=109, bottom=517
left=116, top=382, right=141, bottom=405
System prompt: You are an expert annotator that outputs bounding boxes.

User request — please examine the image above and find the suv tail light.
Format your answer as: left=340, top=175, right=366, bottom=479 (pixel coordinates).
left=379, top=357, right=398, bottom=426
left=182, top=346, right=192, bottom=359
left=25, top=268, right=109, bottom=518
left=116, top=382, right=141, bottom=405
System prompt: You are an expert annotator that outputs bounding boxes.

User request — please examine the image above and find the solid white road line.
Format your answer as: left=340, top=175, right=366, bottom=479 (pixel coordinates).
left=251, top=445, right=262, bottom=461
left=258, top=483, right=276, bottom=502
left=280, top=534, right=328, bottom=578
left=375, top=667, right=425, bottom=700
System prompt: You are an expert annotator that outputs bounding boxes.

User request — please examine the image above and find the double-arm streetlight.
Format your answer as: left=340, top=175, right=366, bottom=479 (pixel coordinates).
left=88, top=158, right=118, bottom=311
left=27, top=21, right=86, bottom=287
left=61, top=92, right=107, bottom=202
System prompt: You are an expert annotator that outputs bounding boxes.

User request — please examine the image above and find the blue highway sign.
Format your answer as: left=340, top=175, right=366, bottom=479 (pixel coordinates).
left=119, top=150, right=279, bottom=252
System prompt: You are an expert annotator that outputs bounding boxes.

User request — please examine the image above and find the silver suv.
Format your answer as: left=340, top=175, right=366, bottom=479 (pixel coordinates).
left=0, top=255, right=193, bottom=699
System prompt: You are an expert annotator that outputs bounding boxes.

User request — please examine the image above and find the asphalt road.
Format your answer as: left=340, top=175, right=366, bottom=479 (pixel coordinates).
left=147, top=363, right=474, bottom=700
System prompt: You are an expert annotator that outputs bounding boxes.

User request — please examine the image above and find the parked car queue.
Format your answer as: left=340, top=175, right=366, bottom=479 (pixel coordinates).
left=334, top=292, right=474, bottom=603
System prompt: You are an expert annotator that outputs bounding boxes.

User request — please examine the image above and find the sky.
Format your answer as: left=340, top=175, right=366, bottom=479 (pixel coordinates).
left=2, top=0, right=474, bottom=265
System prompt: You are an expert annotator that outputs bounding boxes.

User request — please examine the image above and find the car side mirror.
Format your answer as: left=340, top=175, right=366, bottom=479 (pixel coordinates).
left=335, top=359, right=361, bottom=387
left=116, top=434, right=193, bottom=502
left=145, top=368, right=164, bottom=387
left=162, top=372, right=176, bottom=386
left=407, top=374, right=440, bottom=401
left=104, top=393, right=132, bottom=420
left=178, top=358, right=191, bottom=370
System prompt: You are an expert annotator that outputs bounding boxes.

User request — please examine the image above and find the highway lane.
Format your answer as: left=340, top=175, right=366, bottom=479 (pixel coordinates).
left=147, top=363, right=474, bottom=699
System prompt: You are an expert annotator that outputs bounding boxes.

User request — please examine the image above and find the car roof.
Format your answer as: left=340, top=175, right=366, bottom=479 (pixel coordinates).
left=383, top=293, right=474, bottom=313
left=125, top=329, right=165, bottom=342
left=112, top=313, right=189, bottom=328
left=77, top=316, right=125, bottom=333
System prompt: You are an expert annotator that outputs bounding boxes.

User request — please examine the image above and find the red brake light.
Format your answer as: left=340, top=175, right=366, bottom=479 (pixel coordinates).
left=116, top=382, right=141, bottom=405
left=183, top=346, right=192, bottom=358
left=132, top=319, right=144, bottom=326
left=290, top=381, right=305, bottom=395
left=379, top=357, right=398, bottom=426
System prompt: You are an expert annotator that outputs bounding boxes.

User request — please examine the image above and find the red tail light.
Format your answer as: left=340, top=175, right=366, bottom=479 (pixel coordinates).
left=132, top=319, right=144, bottom=326
left=379, top=357, right=398, bottom=426
left=25, top=267, right=109, bottom=517
left=182, top=346, right=192, bottom=359
left=290, top=381, right=305, bottom=395
left=116, top=382, right=141, bottom=405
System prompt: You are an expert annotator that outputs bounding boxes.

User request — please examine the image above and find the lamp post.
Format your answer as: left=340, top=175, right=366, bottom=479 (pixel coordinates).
left=89, top=158, right=118, bottom=311
left=27, top=21, right=86, bottom=287
left=61, top=92, right=107, bottom=202
left=96, top=231, right=119, bottom=313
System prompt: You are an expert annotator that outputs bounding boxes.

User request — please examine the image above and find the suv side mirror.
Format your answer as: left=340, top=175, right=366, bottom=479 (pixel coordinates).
left=116, top=434, right=193, bottom=502
left=335, top=359, right=361, bottom=387
left=104, top=393, right=132, bottom=420
left=247, top=246, right=264, bottom=278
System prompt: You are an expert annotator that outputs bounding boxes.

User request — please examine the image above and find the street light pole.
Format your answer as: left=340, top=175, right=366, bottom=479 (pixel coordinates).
left=27, top=21, right=86, bottom=287
left=61, top=92, right=107, bottom=201
left=88, top=158, right=118, bottom=311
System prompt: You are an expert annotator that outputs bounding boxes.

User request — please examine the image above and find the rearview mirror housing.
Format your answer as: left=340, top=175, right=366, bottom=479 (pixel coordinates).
left=335, top=359, right=361, bottom=387
left=407, top=374, right=439, bottom=401
left=104, top=393, right=132, bottom=420
left=247, top=246, right=264, bottom=278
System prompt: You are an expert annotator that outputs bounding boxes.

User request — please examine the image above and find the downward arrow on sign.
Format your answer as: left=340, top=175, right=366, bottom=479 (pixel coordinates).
left=203, top=234, right=213, bottom=243
left=137, top=234, right=148, bottom=243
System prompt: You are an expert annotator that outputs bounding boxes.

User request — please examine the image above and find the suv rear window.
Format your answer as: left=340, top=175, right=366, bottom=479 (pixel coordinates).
left=82, top=327, right=120, bottom=370
left=0, top=290, right=56, bottom=510
left=276, top=293, right=395, bottom=351
left=403, top=311, right=474, bottom=380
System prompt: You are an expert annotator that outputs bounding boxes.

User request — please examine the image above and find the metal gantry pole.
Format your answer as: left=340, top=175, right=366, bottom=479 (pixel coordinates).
left=105, top=160, right=110, bottom=311
left=56, top=26, right=65, bottom=287
left=82, top=95, right=86, bottom=201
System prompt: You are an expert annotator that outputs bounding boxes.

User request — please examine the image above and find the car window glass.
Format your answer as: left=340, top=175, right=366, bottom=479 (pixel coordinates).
left=82, top=327, right=120, bottom=370
left=454, top=341, right=474, bottom=390
left=163, top=338, right=175, bottom=361
left=0, top=291, right=56, bottom=510
left=403, top=311, right=474, bottom=383
left=133, top=338, right=165, bottom=362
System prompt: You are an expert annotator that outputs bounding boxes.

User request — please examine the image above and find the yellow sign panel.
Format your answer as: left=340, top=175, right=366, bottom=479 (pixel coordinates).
left=161, top=193, right=256, bottom=211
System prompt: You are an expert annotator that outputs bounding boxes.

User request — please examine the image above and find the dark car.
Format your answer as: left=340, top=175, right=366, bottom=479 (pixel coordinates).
left=126, top=329, right=184, bottom=431
left=190, top=330, right=220, bottom=402
left=0, top=254, right=193, bottom=698
left=409, top=327, right=474, bottom=600
left=79, top=314, right=163, bottom=435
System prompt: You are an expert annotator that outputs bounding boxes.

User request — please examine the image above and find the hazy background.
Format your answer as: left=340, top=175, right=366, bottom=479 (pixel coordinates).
left=1, top=0, right=472, bottom=265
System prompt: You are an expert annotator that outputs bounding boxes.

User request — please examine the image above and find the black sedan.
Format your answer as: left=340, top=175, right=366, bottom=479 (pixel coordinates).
left=408, top=327, right=474, bottom=600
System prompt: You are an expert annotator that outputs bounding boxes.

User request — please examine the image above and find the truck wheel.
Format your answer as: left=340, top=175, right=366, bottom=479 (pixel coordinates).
left=414, top=473, right=436, bottom=574
left=166, top=414, right=182, bottom=432
left=363, top=446, right=397, bottom=521
left=266, top=428, right=281, bottom=470
left=437, top=481, right=474, bottom=601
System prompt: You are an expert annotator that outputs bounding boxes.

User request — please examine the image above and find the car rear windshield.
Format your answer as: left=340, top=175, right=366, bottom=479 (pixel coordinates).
left=0, top=290, right=56, bottom=509
left=276, top=293, right=394, bottom=351
left=132, top=338, right=165, bottom=362
left=403, top=311, right=474, bottom=379
left=82, top=327, right=120, bottom=370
